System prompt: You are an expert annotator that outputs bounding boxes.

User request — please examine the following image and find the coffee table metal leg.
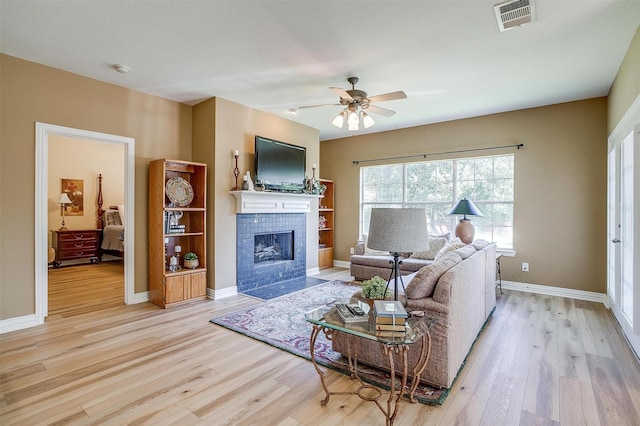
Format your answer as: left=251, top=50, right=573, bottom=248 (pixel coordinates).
left=309, top=324, right=332, bottom=406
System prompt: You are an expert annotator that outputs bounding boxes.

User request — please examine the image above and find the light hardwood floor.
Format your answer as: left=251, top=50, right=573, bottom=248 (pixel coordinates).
left=48, top=260, right=125, bottom=317
left=2, top=267, right=640, bottom=425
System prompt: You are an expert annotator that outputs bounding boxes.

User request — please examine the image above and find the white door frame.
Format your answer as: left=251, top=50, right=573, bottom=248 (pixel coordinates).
left=607, top=96, right=640, bottom=357
left=35, top=122, right=135, bottom=325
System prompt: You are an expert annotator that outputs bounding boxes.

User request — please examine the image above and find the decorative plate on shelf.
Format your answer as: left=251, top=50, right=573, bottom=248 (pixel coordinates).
left=165, top=177, right=194, bottom=207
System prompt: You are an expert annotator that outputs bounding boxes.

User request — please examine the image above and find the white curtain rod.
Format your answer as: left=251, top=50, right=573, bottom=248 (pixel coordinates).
left=352, top=143, right=524, bottom=165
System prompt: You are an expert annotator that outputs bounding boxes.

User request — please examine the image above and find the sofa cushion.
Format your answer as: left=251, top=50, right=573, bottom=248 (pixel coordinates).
left=350, top=254, right=394, bottom=268
left=399, top=257, right=433, bottom=273
left=454, top=245, right=477, bottom=259
left=434, top=238, right=466, bottom=261
left=410, top=237, right=447, bottom=260
left=405, top=252, right=462, bottom=299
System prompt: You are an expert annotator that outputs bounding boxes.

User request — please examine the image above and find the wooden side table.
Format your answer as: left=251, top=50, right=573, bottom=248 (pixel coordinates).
left=51, top=229, right=102, bottom=268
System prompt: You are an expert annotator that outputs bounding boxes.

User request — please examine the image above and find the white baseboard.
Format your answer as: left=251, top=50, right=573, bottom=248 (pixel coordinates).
left=306, top=267, right=320, bottom=276
left=501, top=280, right=608, bottom=307
left=131, top=291, right=149, bottom=304
left=210, top=286, right=237, bottom=299
left=0, top=314, right=39, bottom=334
left=333, top=260, right=350, bottom=269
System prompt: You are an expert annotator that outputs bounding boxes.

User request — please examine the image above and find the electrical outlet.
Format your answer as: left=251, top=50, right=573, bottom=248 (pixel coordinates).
left=522, top=262, right=529, bottom=272
left=350, top=247, right=355, bottom=254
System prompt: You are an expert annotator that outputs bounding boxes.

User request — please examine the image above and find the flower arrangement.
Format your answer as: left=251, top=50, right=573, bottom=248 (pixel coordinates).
left=362, top=276, right=390, bottom=299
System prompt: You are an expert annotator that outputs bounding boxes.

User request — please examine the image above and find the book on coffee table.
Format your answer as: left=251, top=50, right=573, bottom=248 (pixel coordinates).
left=373, top=300, right=408, bottom=319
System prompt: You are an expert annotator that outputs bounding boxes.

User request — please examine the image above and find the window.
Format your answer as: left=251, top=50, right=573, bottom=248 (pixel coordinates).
left=360, top=154, right=514, bottom=249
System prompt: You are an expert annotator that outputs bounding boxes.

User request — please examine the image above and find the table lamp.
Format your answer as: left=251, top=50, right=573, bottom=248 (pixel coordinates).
left=58, top=192, right=72, bottom=230
left=367, top=208, right=429, bottom=300
left=448, top=198, right=483, bottom=244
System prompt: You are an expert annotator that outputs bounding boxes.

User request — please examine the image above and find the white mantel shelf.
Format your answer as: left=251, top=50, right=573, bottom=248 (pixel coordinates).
left=230, top=190, right=321, bottom=214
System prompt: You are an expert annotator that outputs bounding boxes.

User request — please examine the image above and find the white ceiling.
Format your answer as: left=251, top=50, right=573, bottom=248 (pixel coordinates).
left=1, top=1, right=639, bottom=141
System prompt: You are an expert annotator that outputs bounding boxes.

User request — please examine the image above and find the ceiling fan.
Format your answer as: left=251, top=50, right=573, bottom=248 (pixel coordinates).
left=298, top=77, right=407, bottom=131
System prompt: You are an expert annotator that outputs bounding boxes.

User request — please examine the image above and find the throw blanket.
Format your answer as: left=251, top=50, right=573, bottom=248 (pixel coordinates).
left=101, top=225, right=124, bottom=252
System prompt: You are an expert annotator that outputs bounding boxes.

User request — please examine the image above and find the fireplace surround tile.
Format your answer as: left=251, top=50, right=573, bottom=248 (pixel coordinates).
left=236, top=213, right=306, bottom=293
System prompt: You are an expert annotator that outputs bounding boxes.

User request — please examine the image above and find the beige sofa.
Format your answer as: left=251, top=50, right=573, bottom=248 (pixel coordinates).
left=333, top=240, right=496, bottom=389
left=350, top=234, right=451, bottom=281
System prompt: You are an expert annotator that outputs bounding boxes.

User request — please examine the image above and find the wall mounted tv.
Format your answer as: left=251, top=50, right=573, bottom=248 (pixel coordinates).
left=254, top=136, right=306, bottom=191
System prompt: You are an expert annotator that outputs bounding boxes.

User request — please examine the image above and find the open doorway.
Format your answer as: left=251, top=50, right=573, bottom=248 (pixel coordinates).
left=35, top=123, right=135, bottom=325
left=47, top=135, right=125, bottom=317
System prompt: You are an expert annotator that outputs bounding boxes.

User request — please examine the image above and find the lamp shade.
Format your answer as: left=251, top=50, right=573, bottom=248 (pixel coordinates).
left=448, top=198, right=483, bottom=219
left=58, top=193, right=72, bottom=204
left=367, top=208, right=428, bottom=254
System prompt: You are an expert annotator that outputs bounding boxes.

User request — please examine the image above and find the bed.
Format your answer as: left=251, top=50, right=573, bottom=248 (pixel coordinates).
left=97, top=174, right=125, bottom=257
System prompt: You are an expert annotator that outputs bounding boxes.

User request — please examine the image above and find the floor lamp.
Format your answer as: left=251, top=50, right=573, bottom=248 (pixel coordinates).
left=367, top=208, right=429, bottom=301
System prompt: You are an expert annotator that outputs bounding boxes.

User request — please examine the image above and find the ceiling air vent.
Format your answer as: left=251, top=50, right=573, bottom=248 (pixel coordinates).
left=494, top=0, right=535, bottom=32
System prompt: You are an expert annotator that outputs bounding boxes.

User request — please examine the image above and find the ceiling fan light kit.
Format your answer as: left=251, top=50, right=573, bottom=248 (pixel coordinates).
left=300, top=76, right=406, bottom=132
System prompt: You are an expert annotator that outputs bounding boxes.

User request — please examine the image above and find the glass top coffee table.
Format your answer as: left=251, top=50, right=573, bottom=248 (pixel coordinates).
left=305, top=298, right=435, bottom=426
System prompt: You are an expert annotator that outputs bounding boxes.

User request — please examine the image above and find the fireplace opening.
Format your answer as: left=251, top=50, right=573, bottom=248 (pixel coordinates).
left=254, top=231, right=294, bottom=264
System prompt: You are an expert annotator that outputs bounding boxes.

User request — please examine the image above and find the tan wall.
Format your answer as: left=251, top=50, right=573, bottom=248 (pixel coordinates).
left=608, top=25, right=640, bottom=135
left=0, top=54, right=192, bottom=320
left=320, top=98, right=608, bottom=293
left=48, top=135, right=125, bottom=234
left=192, top=97, right=320, bottom=292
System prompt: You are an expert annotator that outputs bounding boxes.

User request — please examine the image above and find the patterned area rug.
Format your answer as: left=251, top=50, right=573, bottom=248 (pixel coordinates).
left=210, top=280, right=449, bottom=405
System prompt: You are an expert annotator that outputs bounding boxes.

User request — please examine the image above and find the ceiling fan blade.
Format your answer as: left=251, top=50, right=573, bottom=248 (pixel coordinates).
left=330, top=86, right=353, bottom=101
left=366, top=104, right=396, bottom=117
left=298, top=103, right=340, bottom=109
left=367, top=91, right=407, bottom=103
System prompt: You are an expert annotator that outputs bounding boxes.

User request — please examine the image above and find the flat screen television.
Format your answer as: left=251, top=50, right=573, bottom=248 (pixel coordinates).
left=254, top=136, right=306, bottom=191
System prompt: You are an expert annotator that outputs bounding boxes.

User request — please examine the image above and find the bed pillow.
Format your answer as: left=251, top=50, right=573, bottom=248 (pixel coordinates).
left=117, top=205, right=125, bottom=226
left=105, top=210, right=121, bottom=226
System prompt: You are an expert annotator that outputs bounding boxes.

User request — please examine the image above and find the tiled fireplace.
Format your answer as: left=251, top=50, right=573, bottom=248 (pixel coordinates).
left=236, top=213, right=306, bottom=293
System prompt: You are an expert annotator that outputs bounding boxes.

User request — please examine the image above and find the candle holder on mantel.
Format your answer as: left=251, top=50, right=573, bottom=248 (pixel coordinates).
left=232, top=152, right=240, bottom=190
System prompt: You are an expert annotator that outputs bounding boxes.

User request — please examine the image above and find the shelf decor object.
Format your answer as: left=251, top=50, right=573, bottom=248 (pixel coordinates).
left=448, top=198, right=483, bottom=244
left=232, top=150, right=240, bottom=191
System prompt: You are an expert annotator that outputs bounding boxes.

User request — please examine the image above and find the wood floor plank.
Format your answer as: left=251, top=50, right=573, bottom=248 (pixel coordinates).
left=587, top=353, right=640, bottom=426
left=1, top=267, right=639, bottom=425
left=522, top=295, right=560, bottom=422
left=558, top=376, right=601, bottom=426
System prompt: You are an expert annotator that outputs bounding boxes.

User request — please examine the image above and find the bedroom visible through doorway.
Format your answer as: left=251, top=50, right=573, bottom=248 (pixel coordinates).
left=35, top=122, right=135, bottom=326
left=47, top=134, right=126, bottom=317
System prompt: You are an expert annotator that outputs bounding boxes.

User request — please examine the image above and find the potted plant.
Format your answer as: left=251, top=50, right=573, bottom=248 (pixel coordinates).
left=183, top=252, right=199, bottom=269
left=361, top=276, right=390, bottom=312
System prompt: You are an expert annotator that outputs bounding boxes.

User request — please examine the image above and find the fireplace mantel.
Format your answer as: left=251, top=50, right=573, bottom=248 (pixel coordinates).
left=230, top=190, right=320, bottom=214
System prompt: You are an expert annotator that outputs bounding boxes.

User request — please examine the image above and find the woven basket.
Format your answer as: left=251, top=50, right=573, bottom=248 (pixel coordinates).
left=183, top=259, right=199, bottom=269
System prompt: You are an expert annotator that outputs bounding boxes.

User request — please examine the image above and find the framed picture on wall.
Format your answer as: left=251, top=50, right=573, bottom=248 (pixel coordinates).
left=61, top=178, right=84, bottom=216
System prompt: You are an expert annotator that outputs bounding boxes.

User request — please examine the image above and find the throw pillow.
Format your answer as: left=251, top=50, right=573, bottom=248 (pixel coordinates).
left=410, top=237, right=447, bottom=260
left=406, top=252, right=463, bottom=299
left=434, top=238, right=466, bottom=262
left=454, top=245, right=477, bottom=259
left=472, top=239, right=489, bottom=250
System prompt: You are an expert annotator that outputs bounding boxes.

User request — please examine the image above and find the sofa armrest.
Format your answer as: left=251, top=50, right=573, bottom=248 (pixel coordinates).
left=355, top=240, right=365, bottom=255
